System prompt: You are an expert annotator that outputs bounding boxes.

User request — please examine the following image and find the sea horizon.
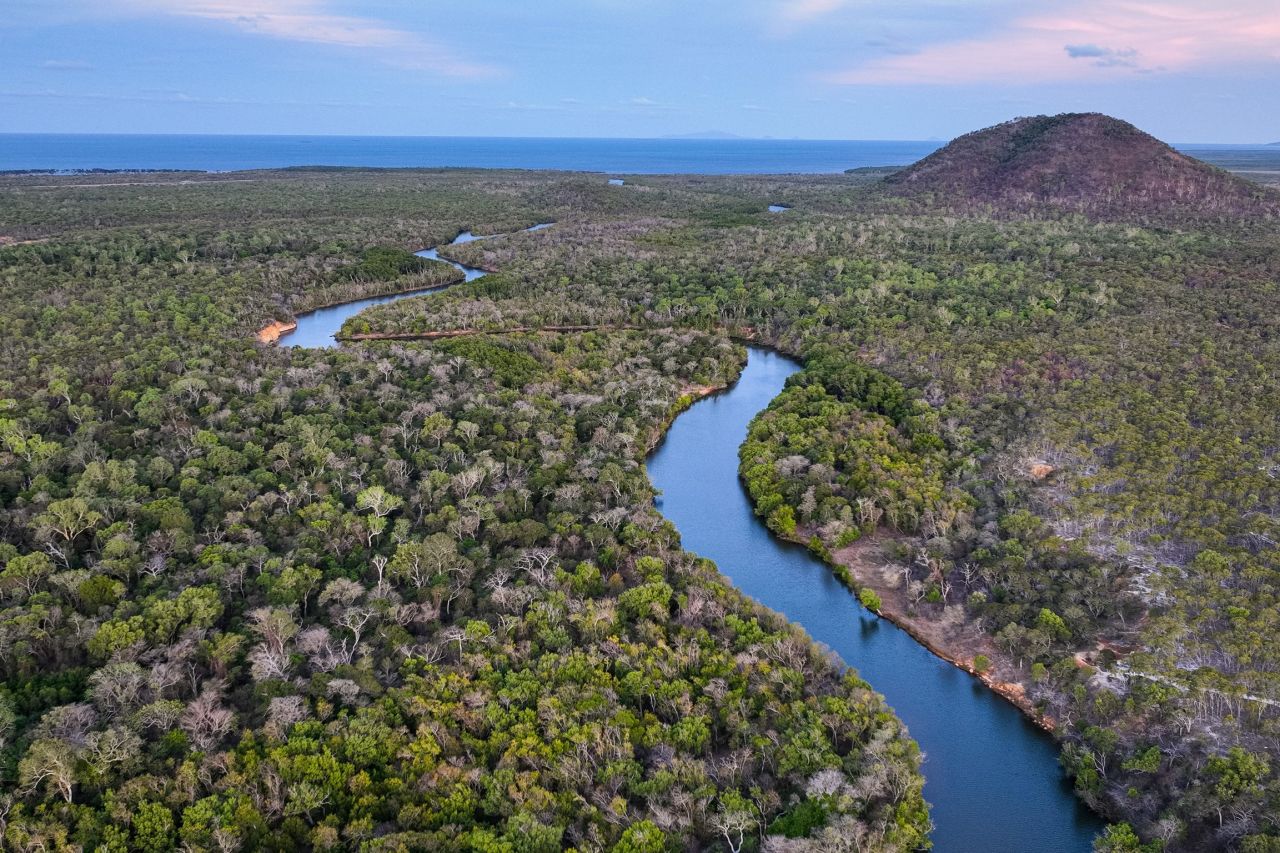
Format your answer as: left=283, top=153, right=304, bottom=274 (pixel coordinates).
left=2, top=132, right=1271, bottom=175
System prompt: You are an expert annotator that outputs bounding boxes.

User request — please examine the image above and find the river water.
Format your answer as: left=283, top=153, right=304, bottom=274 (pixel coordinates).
left=646, top=346, right=1103, bottom=852
left=279, top=226, right=544, bottom=348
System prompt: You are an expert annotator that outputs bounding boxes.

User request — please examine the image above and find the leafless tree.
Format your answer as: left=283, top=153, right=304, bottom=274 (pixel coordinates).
left=713, top=807, right=757, bottom=853
left=181, top=684, right=236, bottom=751
left=88, top=661, right=148, bottom=718
left=517, top=548, right=557, bottom=587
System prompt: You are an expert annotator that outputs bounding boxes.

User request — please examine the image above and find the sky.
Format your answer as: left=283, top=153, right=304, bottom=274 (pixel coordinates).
left=2, top=0, right=1278, bottom=142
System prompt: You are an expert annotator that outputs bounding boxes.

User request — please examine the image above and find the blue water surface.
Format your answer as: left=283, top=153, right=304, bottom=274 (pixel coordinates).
left=280, top=225, right=549, bottom=348
left=0, top=134, right=942, bottom=174
left=647, top=347, right=1104, bottom=853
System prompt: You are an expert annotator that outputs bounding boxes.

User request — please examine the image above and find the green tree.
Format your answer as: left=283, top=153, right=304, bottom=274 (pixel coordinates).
left=133, top=801, right=176, bottom=853
left=612, top=820, right=667, bottom=853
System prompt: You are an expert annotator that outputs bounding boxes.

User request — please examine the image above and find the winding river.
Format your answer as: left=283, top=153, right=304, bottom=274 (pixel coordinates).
left=280, top=223, right=1102, bottom=850
left=278, top=223, right=552, bottom=348
left=647, top=347, right=1103, bottom=852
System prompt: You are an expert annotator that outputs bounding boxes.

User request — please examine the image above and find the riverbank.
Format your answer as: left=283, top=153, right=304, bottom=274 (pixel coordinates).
left=646, top=380, right=735, bottom=453
left=254, top=280, right=461, bottom=346
left=729, top=333, right=1064, bottom=734
left=280, top=270, right=1059, bottom=739
left=434, top=248, right=498, bottom=274
left=256, top=319, right=297, bottom=344
left=261, top=231, right=1076, bottom=829
left=260, top=222, right=555, bottom=348
left=827, top=533, right=1055, bottom=732
left=649, top=345, right=1101, bottom=851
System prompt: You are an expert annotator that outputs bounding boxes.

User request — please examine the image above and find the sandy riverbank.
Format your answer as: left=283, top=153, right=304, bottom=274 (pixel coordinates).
left=256, top=319, right=297, bottom=344
left=818, top=531, right=1057, bottom=731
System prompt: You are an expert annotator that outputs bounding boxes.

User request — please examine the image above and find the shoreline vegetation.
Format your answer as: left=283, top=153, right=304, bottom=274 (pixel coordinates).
left=256, top=222, right=556, bottom=346
left=288, top=244, right=1059, bottom=738
left=780, top=525, right=1056, bottom=730
left=260, top=120, right=1279, bottom=847
left=309, top=272, right=1068, bottom=786
left=335, top=119, right=1274, bottom=845
left=340, top=325, right=639, bottom=341
left=254, top=318, right=296, bottom=344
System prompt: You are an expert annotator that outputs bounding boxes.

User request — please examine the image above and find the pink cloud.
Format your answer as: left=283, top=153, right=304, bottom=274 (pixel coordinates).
left=124, top=0, right=498, bottom=77
left=778, top=0, right=849, bottom=24
left=824, top=0, right=1280, bottom=85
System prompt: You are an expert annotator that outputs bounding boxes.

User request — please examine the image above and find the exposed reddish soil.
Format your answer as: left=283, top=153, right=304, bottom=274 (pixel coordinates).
left=830, top=533, right=1056, bottom=731
left=256, top=320, right=297, bottom=344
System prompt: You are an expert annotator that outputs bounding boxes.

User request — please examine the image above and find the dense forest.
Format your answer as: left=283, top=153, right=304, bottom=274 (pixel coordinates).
left=2, top=117, right=1280, bottom=850
left=0, top=171, right=929, bottom=851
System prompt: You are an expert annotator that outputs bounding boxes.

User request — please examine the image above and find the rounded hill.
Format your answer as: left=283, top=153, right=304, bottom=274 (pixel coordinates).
left=885, top=113, right=1276, bottom=218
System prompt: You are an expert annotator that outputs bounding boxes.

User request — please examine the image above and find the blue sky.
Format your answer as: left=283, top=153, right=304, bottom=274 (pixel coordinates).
left=3, top=0, right=1278, bottom=142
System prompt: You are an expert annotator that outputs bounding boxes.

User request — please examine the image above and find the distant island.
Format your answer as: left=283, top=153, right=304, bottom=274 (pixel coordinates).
left=661, top=130, right=746, bottom=140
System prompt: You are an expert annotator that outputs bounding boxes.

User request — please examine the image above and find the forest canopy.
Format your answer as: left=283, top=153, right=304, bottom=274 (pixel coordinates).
left=0, top=170, right=931, bottom=852
left=1, top=149, right=1278, bottom=851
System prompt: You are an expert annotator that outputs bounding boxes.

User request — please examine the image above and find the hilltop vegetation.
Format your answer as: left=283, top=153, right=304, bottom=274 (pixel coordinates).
left=884, top=113, right=1279, bottom=219
left=333, top=127, right=1280, bottom=850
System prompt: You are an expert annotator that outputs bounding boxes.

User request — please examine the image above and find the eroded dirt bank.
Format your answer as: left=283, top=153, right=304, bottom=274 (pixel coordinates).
left=817, top=531, right=1057, bottom=731
left=256, top=319, right=297, bottom=344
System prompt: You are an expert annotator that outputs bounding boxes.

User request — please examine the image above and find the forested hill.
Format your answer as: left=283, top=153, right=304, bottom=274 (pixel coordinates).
left=334, top=158, right=1280, bottom=850
left=885, top=113, right=1279, bottom=218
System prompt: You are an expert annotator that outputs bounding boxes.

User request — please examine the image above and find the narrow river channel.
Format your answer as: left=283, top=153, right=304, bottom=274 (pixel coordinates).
left=646, top=346, right=1103, bottom=853
left=279, top=223, right=552, bottom=348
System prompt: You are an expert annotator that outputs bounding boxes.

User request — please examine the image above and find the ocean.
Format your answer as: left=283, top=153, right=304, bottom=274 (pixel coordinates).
left=0, top=134, right=943, bottom=174
left=1, top=134, right=1271, bottom=176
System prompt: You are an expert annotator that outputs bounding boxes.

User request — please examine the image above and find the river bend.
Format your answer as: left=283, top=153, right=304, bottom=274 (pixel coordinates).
left=279, top=224, right=551, bottom=347
left=281, top=225, right=1102, bottom=851
left=647, top=347, right=1102, bottom=852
